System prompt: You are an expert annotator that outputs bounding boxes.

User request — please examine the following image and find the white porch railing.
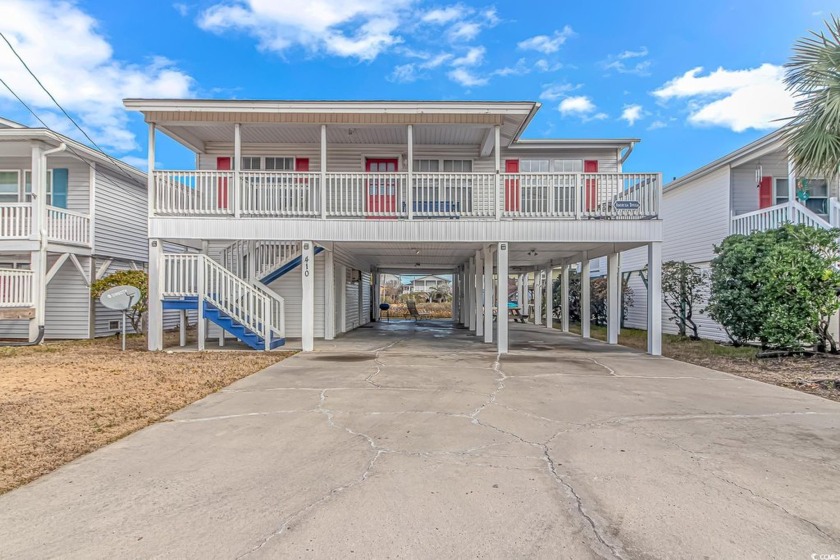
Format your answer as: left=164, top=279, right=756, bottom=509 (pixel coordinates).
left=0, top=203, right=32, bottom=238
left=0, top=268, right=34, bottom=307
left=162, top=253, right=284, bottom=346
left=46, top=206, right=90, bottom=246
left=830, top=197, right=840, bottom=228
left=151, top=170, right=661, bottom=220
left=731, top=201, right=835, bottom=235
left=220, top=240, right=301, bottom=280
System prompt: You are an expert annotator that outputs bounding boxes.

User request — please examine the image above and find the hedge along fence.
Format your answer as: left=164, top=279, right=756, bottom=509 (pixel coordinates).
left=380, top=302, right=453, bottom=319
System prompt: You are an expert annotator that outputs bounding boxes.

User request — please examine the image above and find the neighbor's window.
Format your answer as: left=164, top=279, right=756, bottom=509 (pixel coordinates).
left=265, top=157, right=294, bottom=171
left=443, top=160, right=472, bottom=172
left=0, top=171, right=19, bottom=203
left=553, top=159, right=583, bottom=173
left=413, top=159, right=440, bottom=172
left=519, top=159, right=550, bottom=173
left=776, top=177, right=830, bottom=215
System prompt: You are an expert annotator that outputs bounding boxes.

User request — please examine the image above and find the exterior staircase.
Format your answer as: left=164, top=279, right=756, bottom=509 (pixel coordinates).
left=162, top=254, right=285, bottom=350
left=220, top=240, right=324, bottom=284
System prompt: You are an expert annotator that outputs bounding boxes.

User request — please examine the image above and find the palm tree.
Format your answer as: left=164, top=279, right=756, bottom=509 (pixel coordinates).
left=784, top=16, right=840, bottom=180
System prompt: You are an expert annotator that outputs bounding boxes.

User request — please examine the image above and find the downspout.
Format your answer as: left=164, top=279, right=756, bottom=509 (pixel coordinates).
left=619, top=141, right=636, bottom=166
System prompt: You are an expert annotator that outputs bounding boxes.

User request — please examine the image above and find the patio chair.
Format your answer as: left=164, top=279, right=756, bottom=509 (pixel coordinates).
left=406, top=300, right=431, bottom=321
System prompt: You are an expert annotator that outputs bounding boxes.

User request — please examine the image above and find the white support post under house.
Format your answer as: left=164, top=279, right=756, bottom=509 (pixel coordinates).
left=647, top=242, right=663, bottom=356
left=147, top=239, right=164, bottom=351
left=544, top=265, right=552, bottom=328
left=534, top=272, right=542, bottom=326
left=233, top=123, right=241, bottom=218
left=196, top=248, right=205, bottom=351
left=320, top=124, right=327, bottom=219
left=324, top=248, right=335, bottom=340
left=371, top=268, right=380, bottom=323
left=475, top=250, right=484, bottom=337
left=29, top=142, right=45, bottom=343
left=517, top=274, right=525, bottom=314
left=607, top=253, right=620, bottom=345
left=407, top=124, right=414, bottom=220
left=581, top=257, right=591, bottom=339
left=179, top=310, right=187, bottom=347
left=301, top=241, right=315, bottom=351
left=466, top=257, right=475, bottom=331
left=494, top=125, right=501, bottom=220
left=787, top=147, right=797, bottom=222
left=461, top=265, right=467, bottom=325
left=451, top=270, right=460, bottom=324
left=497, top=242, right=509, bottom=354
left=483, top=245, right=494, bottom=343
left=561, top=265, right=570, bottom=332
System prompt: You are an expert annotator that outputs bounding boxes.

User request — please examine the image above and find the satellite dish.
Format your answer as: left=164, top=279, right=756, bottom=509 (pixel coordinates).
left=100, top=285, right=141, bottom=311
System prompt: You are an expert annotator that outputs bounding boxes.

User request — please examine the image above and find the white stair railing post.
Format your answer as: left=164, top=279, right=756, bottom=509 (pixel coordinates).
left=263, top=294, right=271, bottom=350
left=196, top=255, right=206, bottom=351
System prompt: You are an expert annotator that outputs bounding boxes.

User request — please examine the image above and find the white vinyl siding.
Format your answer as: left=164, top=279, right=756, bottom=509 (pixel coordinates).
left=263, top=251, right=326, bottom=339
left=44, top=254, right=91, bottom=339
left=94, top=168, right=147, bottom=262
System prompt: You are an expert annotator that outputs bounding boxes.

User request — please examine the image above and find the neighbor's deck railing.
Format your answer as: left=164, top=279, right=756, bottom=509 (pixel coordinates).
left=0, top=268, right=34, bottom=307
left=731, top=201, right=835, bottom=235
left=830, top=197, right=840, bottom=228
left=152, top=170, right=662, bottom=220
left=0, top=202, right=90, bottom=246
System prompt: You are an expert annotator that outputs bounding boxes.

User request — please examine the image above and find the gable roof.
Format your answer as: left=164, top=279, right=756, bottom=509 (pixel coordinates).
left=0, top=119, right=146, bottom=185
left=665, top=129, right=785, bottom=192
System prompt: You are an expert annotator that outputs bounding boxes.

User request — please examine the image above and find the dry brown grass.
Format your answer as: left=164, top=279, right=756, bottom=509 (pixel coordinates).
left=0, top=331, right=292, bottom=494
left=383, top=302, right=452, bottom=319
left=566, top=323, right=840, bottom=403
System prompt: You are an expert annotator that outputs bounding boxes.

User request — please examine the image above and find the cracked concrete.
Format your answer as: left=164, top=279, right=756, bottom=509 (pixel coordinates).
left=1, top=320, right=839, bottom=559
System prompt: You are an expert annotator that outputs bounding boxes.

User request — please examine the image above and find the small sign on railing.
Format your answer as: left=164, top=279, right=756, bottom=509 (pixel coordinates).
left=614, top=200, right=641, bottom=210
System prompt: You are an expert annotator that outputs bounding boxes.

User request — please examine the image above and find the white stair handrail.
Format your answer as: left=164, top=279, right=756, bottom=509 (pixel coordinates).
left=829, top=197, right=840, bottom=228
left=790, top=200, right=833, bottom=230
left=251, top=280, right=286, bottom=339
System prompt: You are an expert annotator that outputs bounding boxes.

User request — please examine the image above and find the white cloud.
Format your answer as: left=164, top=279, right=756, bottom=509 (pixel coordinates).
left=539, top=83, right=576, bottom=101
left=389, top=63, right=418, bottom=83
left=603, top=46, right=651, bottom=76
left=557, top=95, right=606, bottom=122
left=653, top=64, right=795, bottom=132
left=421, top=6, right=465, bottom=24
left=173, top=3, right=189, bottom=16
left=452, top=46, right=484, bottom=67
left=0, top=0, right=194, bottom=152
left=647, top=120, right=667, bottom=130
left=448, top=21, right=481, bottom=41
left=620, top=104, right=644, bottom=126
left=517, top=26, right=574, bottom=54
left=447, top=67, right=487, bottom=87
left=198, top=0, right=414, bottom=61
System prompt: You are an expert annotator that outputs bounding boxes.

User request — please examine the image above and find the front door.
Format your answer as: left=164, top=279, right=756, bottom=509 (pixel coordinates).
left=365, top=158, right=398, bottom=218
left=504, top=159, right=520, bottom=212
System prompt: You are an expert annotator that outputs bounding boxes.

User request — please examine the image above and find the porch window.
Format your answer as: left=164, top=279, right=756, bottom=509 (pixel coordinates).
left=520, top=159, right=550, bottom=173
left=553, top=159, right=583, bottom=173
left=0, top=171, right=19, bottom=203
left=265, top=157, right=294, bottom=171
left=443, top=160, right=472, bottom=172
left=241, top=157, right=261, bottom=170
left=776, top=177, right=829, bottom=216
left=23, top=170, right=53, bottom=204
left=519, top=160, right=550, bottom=213
left=413, top=159, right=440, bottom=172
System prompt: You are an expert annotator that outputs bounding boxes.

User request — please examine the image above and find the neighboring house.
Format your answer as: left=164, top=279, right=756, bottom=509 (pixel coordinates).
left=125, top=99, right=665, bottom=354
left=402, top=274, right=450, bottom=294
left=0, top=117, right=157, bottom=341
left=621, top=129, right=840, bottom=341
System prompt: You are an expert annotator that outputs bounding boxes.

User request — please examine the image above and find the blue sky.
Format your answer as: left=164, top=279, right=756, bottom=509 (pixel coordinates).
left=0, top=0, right=836, bottom=180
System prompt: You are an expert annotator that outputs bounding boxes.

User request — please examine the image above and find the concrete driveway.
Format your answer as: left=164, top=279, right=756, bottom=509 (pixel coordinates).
left=1, top=320, right=839, bottom=559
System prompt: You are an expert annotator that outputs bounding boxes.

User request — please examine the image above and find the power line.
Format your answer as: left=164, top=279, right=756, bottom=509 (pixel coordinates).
left=0, top=30, right=145, bottom=184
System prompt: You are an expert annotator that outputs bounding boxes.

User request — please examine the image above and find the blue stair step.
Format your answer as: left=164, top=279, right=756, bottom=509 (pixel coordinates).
left=162, top=297, right=284, bottom=350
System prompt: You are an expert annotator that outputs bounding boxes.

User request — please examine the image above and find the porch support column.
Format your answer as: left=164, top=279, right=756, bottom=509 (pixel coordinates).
left=561, top=265, right=570, bottom=332
left=466, top=257, right=475, bottom=331
left=233, top=123, right=241, bottom=218
left=581, top=256, right=591, bottom=338
left=534, top=272, right=542, bottom=326
left=29, top=142, right=46, bottom=343
left=787, top=147, right=797, bottom=221
left=320, top=124, right=327, bottom=219
left=647, top=242, right=663, bottom=356
left=483, top=245, right=494, bottom=343
left=371, top=267, right=379, bottom=323
left=607, top=252, right=620, bottom=345
left=517, top=274, right=525, bottom=312
left=475, top=250, right=484, bottom=337
left=496, top=242, right=509, bottom=354
left=452, top=269, right=460, bottom=324
left=147, top=122, right=155, bottom=218
left=544, top=265, right=553, bottom=328
left=494, top=125, right=501, bottom=220
left=407, top=124, right=414, bottom=220
left=147, top=239, right=163, bottom=351
left=301, top=241, right=315, bottom=351
left=324, top=247, right=335, bottom=340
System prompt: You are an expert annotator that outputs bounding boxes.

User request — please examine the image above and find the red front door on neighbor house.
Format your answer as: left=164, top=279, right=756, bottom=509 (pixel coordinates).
left=504, top=159, right=520, bottom=211
left=365, top=158, right=398, bottom=217
left=584, top=160, right=598, bottom=211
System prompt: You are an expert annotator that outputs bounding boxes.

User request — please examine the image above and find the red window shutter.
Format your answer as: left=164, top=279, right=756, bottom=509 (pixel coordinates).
left=758, top=176, right=773, bottom=209
left=216, top=157, right=231, bottom=209
left=584, top=160, right=598, bottom=211
left=295, top=158, right=309, bottom=172
left=504, top=159, right=520, bottom=212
